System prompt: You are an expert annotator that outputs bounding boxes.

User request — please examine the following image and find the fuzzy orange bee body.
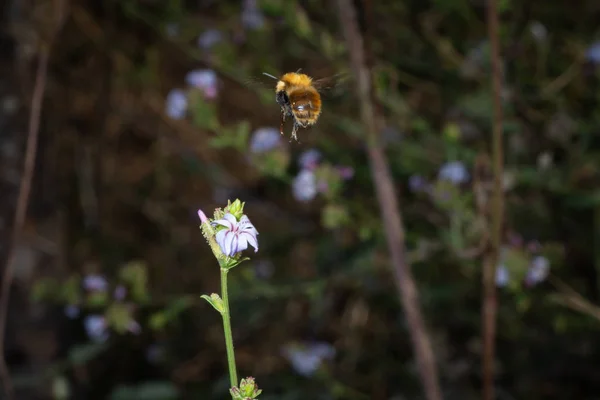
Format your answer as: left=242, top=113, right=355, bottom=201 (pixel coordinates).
left=266, top=72, right=323, bottom=142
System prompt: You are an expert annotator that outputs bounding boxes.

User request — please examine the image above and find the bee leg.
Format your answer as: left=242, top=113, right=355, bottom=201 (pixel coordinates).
left=290, top=121, right=299, bottom=142
left=279, top=107, right=286, bottom=136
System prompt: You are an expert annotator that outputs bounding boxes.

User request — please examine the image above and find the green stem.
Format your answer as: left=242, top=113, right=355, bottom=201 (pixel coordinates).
left=220, top=267, right=238, bottom=389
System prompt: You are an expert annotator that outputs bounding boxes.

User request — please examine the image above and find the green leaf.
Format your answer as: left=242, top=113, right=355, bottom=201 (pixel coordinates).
left=201, top=293, right=224, bottom=314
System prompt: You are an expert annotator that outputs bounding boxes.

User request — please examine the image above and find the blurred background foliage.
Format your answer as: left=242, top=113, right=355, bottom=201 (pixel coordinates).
left=2, top=0, right=600, bottom=399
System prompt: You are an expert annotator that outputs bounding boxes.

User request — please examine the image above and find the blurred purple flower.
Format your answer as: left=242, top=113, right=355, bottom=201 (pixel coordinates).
left=292, top=169, right=317, bottom=202
left=586, top=41, right=600, bottom=64
left=335, top=166, right=354, bottom=180
left=298, top=149, right=321, bottom=170
left=127, top=320, right=142, bottom=335
left=408, top=175, right=428, bottom=193
left=84, top=315, right=109, bottom=342
left=114, top=285, right=127, bottom=301
left=242, top=0, right=265, bottom=30
left=495, top=265, right=509, bottom=288
left=64, top=305, right=80, bottom=319
left=213, top=213, right=259, bottom=257
left=282, top=341, right=336, bottom=377
left=317, top=179, right=329, bottom=194
left=525, top=256, right=550, bottom=287
left=83, top=274, right=108, bottom=292
left=197, top=29, right=223, bottom=50
left=438, top=161, right=469, bottom=184
left=249, top=127, right=281, bottom=153
left=165, top=89, right=187, bottom=120
left=185, top=69, right=219, bottom=99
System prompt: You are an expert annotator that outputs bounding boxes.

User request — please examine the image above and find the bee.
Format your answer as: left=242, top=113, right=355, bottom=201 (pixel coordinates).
left=262, top=69, right=338, bottom=142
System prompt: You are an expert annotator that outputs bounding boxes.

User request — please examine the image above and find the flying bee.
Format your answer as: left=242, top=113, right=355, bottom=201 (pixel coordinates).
left=262, top=70, right=343, bottom=142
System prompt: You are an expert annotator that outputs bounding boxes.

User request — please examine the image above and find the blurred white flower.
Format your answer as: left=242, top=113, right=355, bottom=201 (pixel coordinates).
left=537, top=151, right=553, bottom=170
left=281, top=341, right=336, bottom=377
left=165, top=89, right=188, bottom=120
left=242, top=0, right=265, bottom=30
left=529, top=21, right=547, bottom=42
left=84, top=315, right=109, bottom=342
left=83, top=274, right=108, bottom=292
left=197, top=29, right=223, bottom=50
left=438, top=161, right=469, bottom=184
left=292, top=169, right=317, bottom=202
left=586, top=41, right=600, bottom=64
left=185, top=69, right=219, bottom=99
left=249, top=127, right=281, bottom=153
left=525, top=256, right=550, bottom=286
left=495, top=265, right=509, bottom=288
left=298, top=149, right=321, bottom=170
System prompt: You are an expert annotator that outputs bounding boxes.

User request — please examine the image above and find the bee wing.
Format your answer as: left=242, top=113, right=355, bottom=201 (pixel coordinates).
left=242, top=74, right=276, bottom=91
left=312, top=72, right=351, bottom=97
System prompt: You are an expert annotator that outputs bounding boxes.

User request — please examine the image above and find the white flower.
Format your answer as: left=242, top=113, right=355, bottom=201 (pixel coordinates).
left=165, top=89, right=187, bottom=119
left=525, top=256, right=550, bottom=286
left=83, top=274, right=108, bottom=292
left=213, top=213, right=259, bottom=257
left=292, top=169, right=317, bottom=202
left=249, top=127, right=281, bottom=153
left=438, top=161, right=469, bottom=184
left=84, top=315, right=109, bottom=342
left=197, top=29, right=223, bottom=50
left=298, top=149, right=321, bottom=170
left=495, top=265, right=509, bottom=288
left=282, top=342, right=336, bottom=377
left=586, top=41, right=600, bottom=64
left=185, top=69, right=219, bottom=99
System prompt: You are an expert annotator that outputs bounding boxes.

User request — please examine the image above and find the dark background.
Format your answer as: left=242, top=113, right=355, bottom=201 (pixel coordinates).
left=1, top=0, right=600, bottom=399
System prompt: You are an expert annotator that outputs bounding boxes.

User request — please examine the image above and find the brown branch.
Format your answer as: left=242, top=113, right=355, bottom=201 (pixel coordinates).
left=482, top=0, right=504, bottom=399
left=335, top=1, right=442, bottom=399
left=0, top=1, right=67, bottom=397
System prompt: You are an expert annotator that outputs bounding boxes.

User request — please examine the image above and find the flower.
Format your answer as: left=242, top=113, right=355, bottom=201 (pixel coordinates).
left=165, top=89, right=187, bottom=119
left=586, top=41, right=600, bottom=64
left=335, top=165, right=354, bottom=180
left=282, top=341, right=336, bottom=377
left=113, top=285, right=127, bottom=301
left=525, top=256, right=550, bottom=286
left=241, top=0, right=265, bottom=30
left=83, top=274, right=108, bottom=292
left=64, top=304, right=80, bottom=319
left=292, top=169, right=317, bottom=202
left=213, top=213, right=259, bottom=257
left=185, top=69, right=218, bottom=99
left=438, top=161, right=469, bottom=184
left=495, top=265, right=509, bottom=288
left=408, top=175, right=428, bottom=193
left=197, top=209, right=209, bottom=224
left=197, top=29, right=223, bottom=50
left=298, top=149, right=321, bottom=170
left=249, top=127, right=281, bottom=153
left=84, top=315, right=109, bottom=342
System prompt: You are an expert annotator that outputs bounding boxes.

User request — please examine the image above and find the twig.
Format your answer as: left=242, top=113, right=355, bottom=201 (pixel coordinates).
left=335, top=1, right=442, bottom=399
left=0, top=1, right=67, bottom=397
left=482, top=0, right=504, bottom=399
